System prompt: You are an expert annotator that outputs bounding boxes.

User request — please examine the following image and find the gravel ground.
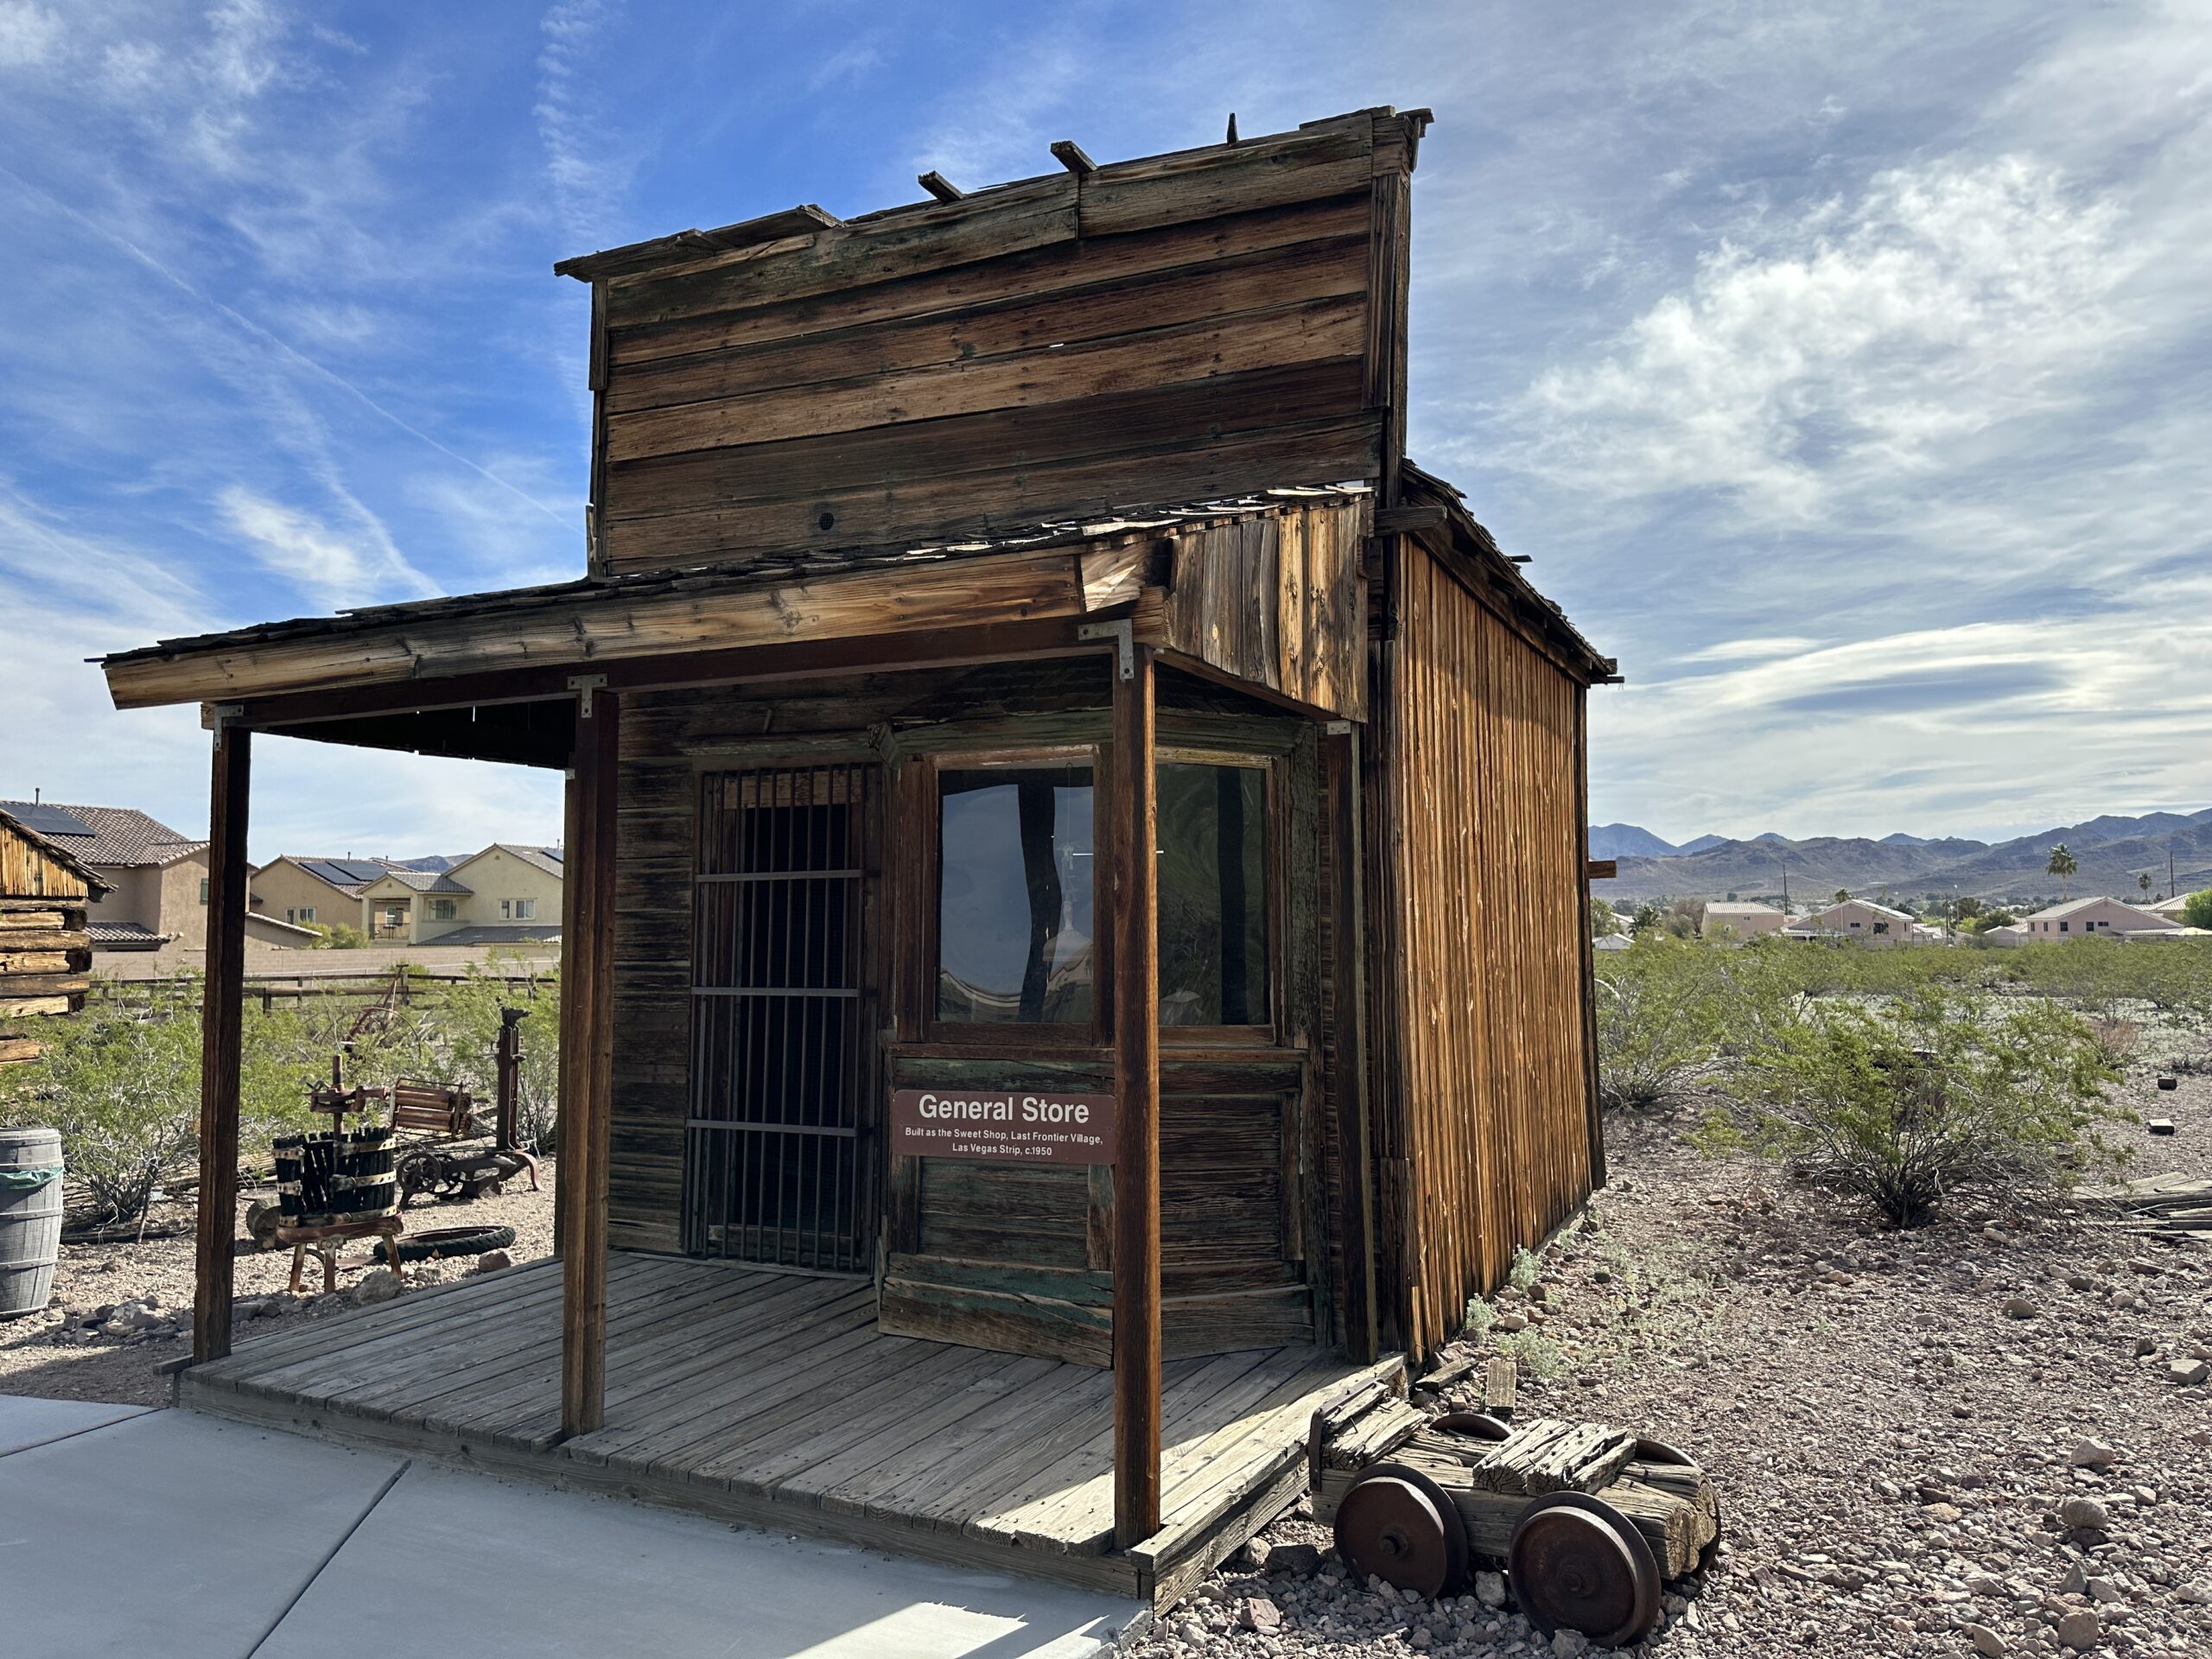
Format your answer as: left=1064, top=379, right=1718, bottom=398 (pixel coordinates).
left=0, top=1159, right=557, bottom=1406
left=1133, top=1060, right=2212, bottom=1659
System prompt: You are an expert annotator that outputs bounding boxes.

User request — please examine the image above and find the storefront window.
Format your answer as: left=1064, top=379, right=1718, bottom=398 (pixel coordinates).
left=1157, top=763, right=1268, bottom=1026
left=937, top=766, right=1095, bottom=1023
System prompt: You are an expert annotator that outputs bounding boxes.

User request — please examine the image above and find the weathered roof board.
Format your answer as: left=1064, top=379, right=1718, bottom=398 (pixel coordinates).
left=568, top=108, right=1429, bottom=578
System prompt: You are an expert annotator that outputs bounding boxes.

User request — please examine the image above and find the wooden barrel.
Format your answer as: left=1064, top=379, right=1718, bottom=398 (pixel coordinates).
left=0, top=1125, right=65, bottom=1319
left=278, top=1127, right=397, bottom=1228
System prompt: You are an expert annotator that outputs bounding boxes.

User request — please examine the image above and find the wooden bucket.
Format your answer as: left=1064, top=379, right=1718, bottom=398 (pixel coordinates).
left=0, top=1125, right=65, bottom=1319
left=276, top=1128, right=397, bottom=1228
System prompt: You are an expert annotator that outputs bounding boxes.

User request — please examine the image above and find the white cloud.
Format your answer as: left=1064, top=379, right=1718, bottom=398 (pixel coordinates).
left=0, top=2, right=60, bottom=69
left=1507, top=156, right=2137, bottom=516
left=1674, top=636, right=1822, bottom=665
left=219, top=486, right=435, bottom=611
left=537, top=0, right=631, bottom=249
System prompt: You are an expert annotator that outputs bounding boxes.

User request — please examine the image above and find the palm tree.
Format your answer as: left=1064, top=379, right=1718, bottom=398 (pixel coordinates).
left=2048, top=843, right=2078, bottom=901
left=1834, top=888, right=1851, bottom=905
left=2139, top=873, right=2154, bottom=901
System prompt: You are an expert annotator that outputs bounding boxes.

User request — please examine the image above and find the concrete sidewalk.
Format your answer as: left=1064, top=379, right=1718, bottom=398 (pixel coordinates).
left=0, top=1395, right=1141, bottom=1659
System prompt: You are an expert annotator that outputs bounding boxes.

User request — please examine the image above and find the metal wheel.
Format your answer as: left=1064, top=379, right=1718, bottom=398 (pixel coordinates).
left=1432, top=1410, right=1511, bottom=1441
left=1634, top=1436, right=1695, bottom=1467
left=1334, top=1462, right=1469, bottom=1599
left=1507, top=1491, right=1662, bottom=1646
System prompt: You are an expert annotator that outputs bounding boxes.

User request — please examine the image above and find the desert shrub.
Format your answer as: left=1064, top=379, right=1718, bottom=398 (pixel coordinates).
left=2182, top=889, right=2212, bottom=931
left=1593, top=938, right=1732, bottom=1109
left=1700, top=985, right=2123, bottom=1227
left=307, top=921, right=371, bottom=949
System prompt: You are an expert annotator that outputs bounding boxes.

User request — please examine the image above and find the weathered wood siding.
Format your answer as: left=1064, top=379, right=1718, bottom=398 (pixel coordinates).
left=1375, top=545, right=1596, bottom=1357
left=0, top=816, right=98, bottom=1056
left=589, top=111, right=1425, bottom=576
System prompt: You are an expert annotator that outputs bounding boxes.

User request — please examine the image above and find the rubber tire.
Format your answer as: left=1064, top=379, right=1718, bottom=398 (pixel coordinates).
left=377, top=1224, right=517, bottom=1267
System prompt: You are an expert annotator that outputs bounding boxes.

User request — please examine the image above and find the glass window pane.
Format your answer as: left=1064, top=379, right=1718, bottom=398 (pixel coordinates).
left=938, top=767, right=1095, bottom=1023
left=1157, top=763, right=1268, bottom=1027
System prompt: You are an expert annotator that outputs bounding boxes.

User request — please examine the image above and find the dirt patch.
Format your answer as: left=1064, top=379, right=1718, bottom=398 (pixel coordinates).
left=0, top=1160, right=557, bottom=1407
left=1135, top=1067, right=2212, bottom=1657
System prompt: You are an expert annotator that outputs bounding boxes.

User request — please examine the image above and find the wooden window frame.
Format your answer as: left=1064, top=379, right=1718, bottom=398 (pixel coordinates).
left=915, top=744, right=1107, bottom=1052
left=1154, top=745, right=1287, bottom=1050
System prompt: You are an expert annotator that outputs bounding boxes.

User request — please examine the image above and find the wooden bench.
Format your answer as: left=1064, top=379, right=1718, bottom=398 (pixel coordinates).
left=390, top=1078, right=478, bottom=1141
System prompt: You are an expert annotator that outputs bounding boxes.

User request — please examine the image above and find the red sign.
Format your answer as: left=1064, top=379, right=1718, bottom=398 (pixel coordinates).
left=890, top=1088, right=1116, bottom=1165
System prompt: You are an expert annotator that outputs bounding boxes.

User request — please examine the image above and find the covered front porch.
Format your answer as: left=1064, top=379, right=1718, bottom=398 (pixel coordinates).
left=183, top=1251, right=1394, bottom=1605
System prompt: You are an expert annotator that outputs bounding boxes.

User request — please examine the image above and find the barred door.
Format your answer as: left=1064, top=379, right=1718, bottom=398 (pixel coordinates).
left=685, top=763, right=874, bottom=1272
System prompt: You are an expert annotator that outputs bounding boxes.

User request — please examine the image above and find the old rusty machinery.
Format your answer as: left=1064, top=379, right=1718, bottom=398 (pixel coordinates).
left=394, top=1006, right=541, bottom=1205
left=1332, top=1462, right=1468, bottom=1600
left=1507, top=1491, right=1663, bottom=1647
left=1330, top=1404, right=1680, bottom=1648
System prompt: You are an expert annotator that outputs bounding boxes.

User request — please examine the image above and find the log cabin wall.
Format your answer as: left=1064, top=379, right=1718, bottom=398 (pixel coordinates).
left=0, top=812, right=101, bottom=1065
left=579, top=110, right=1427, bottom=577
left=1373, top=543, right=1598, bottom=1360
left=605, top=663, right=1335, bottom=1364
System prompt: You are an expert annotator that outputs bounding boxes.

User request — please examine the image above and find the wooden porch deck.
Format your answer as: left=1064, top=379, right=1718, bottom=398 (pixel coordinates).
left=182, top=1252, right=1396, bottom=1604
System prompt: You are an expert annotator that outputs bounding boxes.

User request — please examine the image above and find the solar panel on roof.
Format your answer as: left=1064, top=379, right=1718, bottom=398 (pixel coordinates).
left=331, top=859, right=390, bottom=882
left=8, top=803, right=94, bottom=837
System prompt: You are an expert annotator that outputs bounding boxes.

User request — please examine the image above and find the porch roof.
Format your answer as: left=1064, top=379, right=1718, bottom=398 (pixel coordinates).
left=98, top=467, right=1612, bottom=733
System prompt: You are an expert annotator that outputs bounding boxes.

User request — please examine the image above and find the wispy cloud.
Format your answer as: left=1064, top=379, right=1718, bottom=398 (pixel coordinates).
left=0, top=2, right=60, bottom=67
left=219, top=486, right=435, bottom=609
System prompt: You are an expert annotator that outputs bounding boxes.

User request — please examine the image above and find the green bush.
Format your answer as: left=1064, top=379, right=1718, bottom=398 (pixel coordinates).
left=2181, top=889, right=2212, bottom=931
left=0, top=965, right=561, bottom=1228
left=1699, top=985, right=2124, bottom=1227
left=1593, top=938, right=1730, bottom=1109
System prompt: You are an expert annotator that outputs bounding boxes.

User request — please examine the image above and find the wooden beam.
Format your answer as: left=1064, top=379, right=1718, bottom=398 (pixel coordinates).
left=231, top=617, right=1103, bottom=732
left=917, top=170, right=964, bottom=203
left=1325, top=728, right=1378, bottom=1363
left=559, top=687, right=620, bottom=1439
left=193, top=721, right=250, bottom=1363
left=1575, top=696, right=1608, bottom=1190
left=1110, top=643, right=1162, bottom=1549
left=106, top=544, right=1102, bottom=711
left=1051, top=140, right=1097, bottom=177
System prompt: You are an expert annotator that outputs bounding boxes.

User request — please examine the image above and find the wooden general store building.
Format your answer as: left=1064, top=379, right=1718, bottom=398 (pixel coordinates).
left=103, top=106, right=1616, bottom=1603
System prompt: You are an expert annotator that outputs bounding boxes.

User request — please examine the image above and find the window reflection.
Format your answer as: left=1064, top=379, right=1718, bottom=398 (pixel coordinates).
left=937, top=767, right=1096, bottom=1023
left=1157, top=763, right=1268, bottom=1026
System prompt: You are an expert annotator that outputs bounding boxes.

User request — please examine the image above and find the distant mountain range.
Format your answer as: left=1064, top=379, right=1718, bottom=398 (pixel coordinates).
left=1591, top=808, right=2212, bottom=903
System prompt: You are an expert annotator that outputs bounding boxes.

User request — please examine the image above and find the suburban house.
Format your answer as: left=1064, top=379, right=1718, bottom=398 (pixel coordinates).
left=2147, top=892, right=2201, bottom=919
left=357, top=844, right=563, bottom=944
left=0, top=799, right=311, bottom=952
left=1701, top=899, right=1786, bottom=940
left=1802, top=897, right=1916, bottom=945
left=2022, top=896, right=2181, bottom=939
left=250, top=855, right=403, bottom=930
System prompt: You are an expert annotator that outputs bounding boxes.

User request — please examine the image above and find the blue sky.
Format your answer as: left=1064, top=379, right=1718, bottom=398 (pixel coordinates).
left=3, top=1, right=2208, bottom=861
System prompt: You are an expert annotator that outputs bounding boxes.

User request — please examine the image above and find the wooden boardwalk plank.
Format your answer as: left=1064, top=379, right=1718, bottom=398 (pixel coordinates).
left=186, top=1253, right=1378, bottom=1592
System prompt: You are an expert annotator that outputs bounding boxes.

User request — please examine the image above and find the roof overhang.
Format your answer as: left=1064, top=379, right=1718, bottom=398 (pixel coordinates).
left=98, top=489, right=1378, bottom=764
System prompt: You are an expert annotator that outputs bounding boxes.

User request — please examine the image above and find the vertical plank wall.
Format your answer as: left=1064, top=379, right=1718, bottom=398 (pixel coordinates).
left=1381, top=545, right=1595, bottom=1357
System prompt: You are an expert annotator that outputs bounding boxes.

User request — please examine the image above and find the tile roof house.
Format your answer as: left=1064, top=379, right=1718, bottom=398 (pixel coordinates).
left=1701, top=900, right=1787, bottom=940
left=357, top=844, right=563, bottom=945
left=249, top=855, right=405, bottom=931
left=1792, top=897, right=1918, bottom=947
left=0, top=800, right=216, bottom=951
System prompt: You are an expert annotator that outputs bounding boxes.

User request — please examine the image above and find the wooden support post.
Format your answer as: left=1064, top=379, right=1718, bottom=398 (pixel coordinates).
left=193, top=719, right=250, bottom=1363
left=1110, top=643, right=1161, bottom=1549
left=1325, top=728, right=1379, bottom=1363
left=559, top=686, right=619, bottom=1440
left=1573, top=690, right=1608, bottom=1189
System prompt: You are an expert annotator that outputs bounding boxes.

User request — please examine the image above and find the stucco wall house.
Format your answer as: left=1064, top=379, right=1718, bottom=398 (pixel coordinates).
left=2020, top=897, right=2173, bottom=939
left=1806, top=898, right=1917, bottom=946
left=1702, top=900, right=1788, bottom=940
left=0, top=798, right=318, bottom=951
left=359, top=844, right=563, bottom=945
left=0, top=800, right=211, bottom=951
left=251, top=855, right=399, bottom=930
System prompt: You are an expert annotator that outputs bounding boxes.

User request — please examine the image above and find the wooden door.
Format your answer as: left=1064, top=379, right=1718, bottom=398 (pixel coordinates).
left=683, top=761, right=877, bottom=1273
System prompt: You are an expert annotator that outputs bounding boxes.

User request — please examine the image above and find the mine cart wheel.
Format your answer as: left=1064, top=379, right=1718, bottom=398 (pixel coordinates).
left=1334, top=1462, right=1469, bottom=1599
left=1507, top=1491, right=1662, bottom=1647
left=377, top=1224, right=517, bottom=1268
left=1634, top=1436, right=1696, bottom=1468
left=1432, top=1410, right=1511, bottom=1441
left=397, top=1148, right=451, bottom=1206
